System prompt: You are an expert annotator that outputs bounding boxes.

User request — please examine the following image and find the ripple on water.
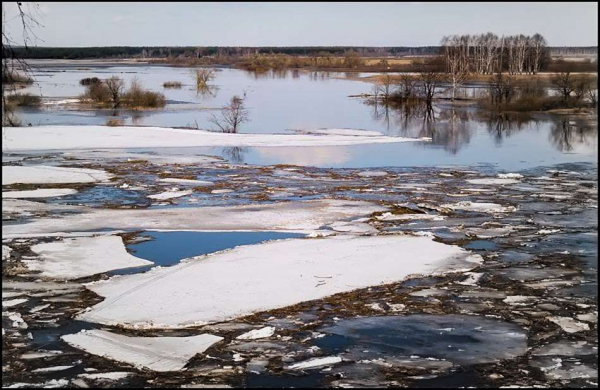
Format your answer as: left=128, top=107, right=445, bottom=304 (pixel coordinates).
left=316, top=314, right=528, bottom=366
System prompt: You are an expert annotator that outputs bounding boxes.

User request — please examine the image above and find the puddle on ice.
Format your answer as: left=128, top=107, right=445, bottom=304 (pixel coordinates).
left=114, top=231, right=304, bottom=275
left=316, top=315, right=528, bottom=366
left=464, top=240, right=497, bottom=251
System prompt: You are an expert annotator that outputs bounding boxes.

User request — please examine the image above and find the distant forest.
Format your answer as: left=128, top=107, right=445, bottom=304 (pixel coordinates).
left=7, top=45, right=596, bottom=60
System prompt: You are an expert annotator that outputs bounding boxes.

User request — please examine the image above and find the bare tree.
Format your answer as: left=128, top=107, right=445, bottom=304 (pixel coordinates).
left=417, top=71, right=444, bottom=110
left=210, top=95, right=250, bottom=133
left=551, top=72, right=575, bottom=102
left=2, top=2, right=41, bottom=126
left=489, top=73, right=515, bottom=105
left=105, top=76, right=125, bottom=108
left=441, top=35, right=470, bottom=101
left=377, top=75, right=395, bottom=102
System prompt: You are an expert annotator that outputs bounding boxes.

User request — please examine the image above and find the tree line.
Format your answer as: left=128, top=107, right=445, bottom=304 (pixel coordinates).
left=441, top=33, right=550, bottom=76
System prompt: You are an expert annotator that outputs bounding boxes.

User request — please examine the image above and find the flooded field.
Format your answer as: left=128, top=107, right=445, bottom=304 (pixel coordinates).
left=2, top=60, right=598, bottom=388
left=11, top=62, right=598, bottom=170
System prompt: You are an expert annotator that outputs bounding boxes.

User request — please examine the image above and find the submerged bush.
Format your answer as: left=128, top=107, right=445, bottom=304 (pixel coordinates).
left=79, top=77, right=101, bottom=86
left=163, top=81, right=183, bottom=88
left=123, top=78, right=166, bottom=108
left=7, top=93, right=42, bottom=107
left=80, top=76, right=165, bottom=108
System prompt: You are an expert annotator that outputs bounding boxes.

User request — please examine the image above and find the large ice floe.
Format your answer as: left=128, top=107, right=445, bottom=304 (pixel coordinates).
left=61, top=329, right=223, bottom=371
left=2, top=125, right=427, bottom=151
left=77, top=234, right=482, bottom=328
left=2, top=199, right=386, bottom=238
left=25, top=236, right=153, bottom=279
left=2, top=165, right=112, bottom=185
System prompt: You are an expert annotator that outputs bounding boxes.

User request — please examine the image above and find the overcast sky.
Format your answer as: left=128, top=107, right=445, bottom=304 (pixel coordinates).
left=3, top=2, right=598, bottom=47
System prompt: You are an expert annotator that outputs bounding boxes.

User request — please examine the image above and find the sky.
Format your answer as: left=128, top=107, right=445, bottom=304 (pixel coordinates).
left=2, top=2, right=598, bottom=47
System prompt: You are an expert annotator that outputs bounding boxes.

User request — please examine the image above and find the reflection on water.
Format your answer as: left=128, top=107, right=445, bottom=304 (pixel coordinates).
left=12, top=62, right=598, bottom=169
left=222, top=146, right=248, bottom=164
left=550, top=117, right=598, bottom=153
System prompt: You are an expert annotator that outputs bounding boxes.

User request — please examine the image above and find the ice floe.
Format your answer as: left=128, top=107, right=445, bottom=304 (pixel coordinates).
left=465, top=178, right=520, bottom=185
left=78, top=234, right=481, bottom=328
left=548, top=316, right=591, bottom=333
left=285, top=356, right=342, bottom=370
left=3, top=199, right=386, bottom=238
left=158, top=178, right=214, bottom=186
left=26, top=236, right=153, bottom=279
left=61, top=329, right=223, bottom=372
left=148, top=190, right=193, bottom=201
left=2, top=189, right=78, bottom=199
left=2, top=125, right=425, bottom=151
left=236, top=326, right=276, bottom=340
left=443, top=201, right=517, bottom=213
left=2, top=166, right=112, bottom=185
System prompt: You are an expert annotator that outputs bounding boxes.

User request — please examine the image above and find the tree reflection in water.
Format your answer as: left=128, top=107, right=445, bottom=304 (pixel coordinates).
left=369, top=98, right=597, bottom=155
left=222, top=146, right=248, bottom=164
left=196, top=84, right=218, bottom=98
left=369, top=100, right=473, bottom=155
left=479, top=112, right=535, bottom=146
left=549, top=117, right=597, bottom=152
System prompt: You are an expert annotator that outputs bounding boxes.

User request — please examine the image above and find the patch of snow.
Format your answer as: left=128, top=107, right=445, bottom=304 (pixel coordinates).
left=27, top=236, right=153, bottom=279
left=62, top=329, right=223, bottom=372
left=78, top=235, right=481, bottom=328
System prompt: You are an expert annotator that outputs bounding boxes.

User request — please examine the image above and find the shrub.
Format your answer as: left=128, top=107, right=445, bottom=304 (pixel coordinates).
left=80, top=77, right=165, bottom=108
left=123, top=78, right=166, bottom=108
left=106, top=118, right=124, bottom=126
left=81, top=82, right=111, bottom=104
left=163, top=81, right=183, bottom=88
left=79, top=77, right=101, bottom=86
left=7, top=93, right=42, bottom=107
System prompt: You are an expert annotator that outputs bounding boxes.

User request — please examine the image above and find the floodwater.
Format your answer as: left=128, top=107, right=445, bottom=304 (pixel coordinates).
left=13, top=61, right=598, bottom=170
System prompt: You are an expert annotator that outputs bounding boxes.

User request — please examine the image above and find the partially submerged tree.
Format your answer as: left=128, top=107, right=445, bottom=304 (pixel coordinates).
left=417, top=71, right=444, bottom=110
left=210, top=95, right=250, bottom=133
left=105, top=76, right=125, bottom=108
left=551, top=72, right=575, bottom=102
left=489, top=73, right=515, bottom=105
left=194, top=68, right=215, bottom=89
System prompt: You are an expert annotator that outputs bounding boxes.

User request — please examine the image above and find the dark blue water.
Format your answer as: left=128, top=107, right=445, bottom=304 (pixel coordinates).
left=116, top=231, right=304, bottom=275
left=464, top=240, right=498, bottom=251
